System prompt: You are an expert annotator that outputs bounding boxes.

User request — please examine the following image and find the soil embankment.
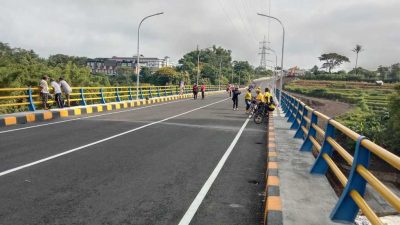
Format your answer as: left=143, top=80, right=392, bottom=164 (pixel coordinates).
left=286, top=91, right=354, bottom=117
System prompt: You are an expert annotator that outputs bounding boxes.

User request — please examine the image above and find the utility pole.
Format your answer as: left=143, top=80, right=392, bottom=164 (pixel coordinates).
left=218, top=59, right=222, bottom=90
left=259, top=36, right=269, bottom=70
left=196, top=44, right=200, bottom=85
left=238, top=71, right=240, bottom=87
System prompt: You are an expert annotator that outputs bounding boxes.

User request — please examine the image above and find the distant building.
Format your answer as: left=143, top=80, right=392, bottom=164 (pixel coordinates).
left=87, top=56, right=170, bottom=75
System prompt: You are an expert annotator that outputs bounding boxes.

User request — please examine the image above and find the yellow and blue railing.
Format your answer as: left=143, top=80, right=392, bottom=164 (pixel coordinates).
left=0, top=85, right=220, bottom=112
left=276, top=89, right=400, bottom=225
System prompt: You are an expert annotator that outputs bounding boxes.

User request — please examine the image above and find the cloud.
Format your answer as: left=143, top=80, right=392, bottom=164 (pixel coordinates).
left=0, top=0, right=398, bottom=71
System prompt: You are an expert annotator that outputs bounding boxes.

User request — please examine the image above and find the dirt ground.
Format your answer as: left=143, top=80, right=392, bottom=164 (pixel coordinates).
left=286, top=91, right=354, bottom=117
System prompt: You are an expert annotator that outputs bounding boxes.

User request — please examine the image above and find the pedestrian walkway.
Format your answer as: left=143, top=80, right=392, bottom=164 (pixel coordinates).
left=270, top=106, right=340, bottom=225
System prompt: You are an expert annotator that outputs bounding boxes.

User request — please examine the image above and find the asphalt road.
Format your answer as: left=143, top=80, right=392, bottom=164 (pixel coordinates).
left=0, top=93, right=266, bottom=225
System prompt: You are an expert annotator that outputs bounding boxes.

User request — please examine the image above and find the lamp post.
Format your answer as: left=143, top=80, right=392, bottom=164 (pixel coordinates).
left=257, top=13, right=285, bottom=104
left=136, top=12, right=164, bottom=99
left=267, top=47, right=278, bottom=95
left=218, top=58, right=222, bottom=90
left=196, top=46, right=214, bottom=85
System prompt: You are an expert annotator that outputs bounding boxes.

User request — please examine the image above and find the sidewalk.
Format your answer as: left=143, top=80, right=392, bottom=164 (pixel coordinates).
left=268, top=106, right=341, bottom=225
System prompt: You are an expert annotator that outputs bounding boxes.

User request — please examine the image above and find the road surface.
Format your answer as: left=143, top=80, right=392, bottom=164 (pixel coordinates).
left=0, top=93, right=266, bottom=225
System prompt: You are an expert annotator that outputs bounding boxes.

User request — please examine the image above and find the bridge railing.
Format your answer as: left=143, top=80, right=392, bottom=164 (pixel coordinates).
left=277, top=89, right=400, bottom=225
left=0, top=85, right=221, bottom=113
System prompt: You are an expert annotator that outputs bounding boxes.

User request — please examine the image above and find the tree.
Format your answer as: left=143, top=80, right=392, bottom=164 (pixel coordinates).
left=352, top=44, right=364, bottom=76
left=318, top=53, right=350, bottom=73
left=386, top=85, right=400, bottom=155
left=310, top=65, right=319, bottom=75
left=153, top=67, right=178, bottom=85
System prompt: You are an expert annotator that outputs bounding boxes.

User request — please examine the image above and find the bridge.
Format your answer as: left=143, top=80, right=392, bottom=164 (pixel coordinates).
left=0, top=81, right=399, bottom=225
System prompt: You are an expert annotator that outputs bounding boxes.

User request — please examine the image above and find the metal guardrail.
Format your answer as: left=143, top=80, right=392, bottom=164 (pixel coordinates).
left=0, top=85, right=220, bottom=112
left=276, top=89, right=400, bottom=225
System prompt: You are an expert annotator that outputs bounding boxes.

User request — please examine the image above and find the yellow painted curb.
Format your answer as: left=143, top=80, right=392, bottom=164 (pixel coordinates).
left=4, top=117, right=17, bottom=125
left=26, top=113, right=36, bottom=122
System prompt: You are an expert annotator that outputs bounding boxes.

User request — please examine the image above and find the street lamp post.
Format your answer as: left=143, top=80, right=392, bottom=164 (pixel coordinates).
left=218, top=59, right=222, bottom=90
left=196, top=46, right=213, bottom=85
left=136, top=12, right=164, bottom=99
left=257, top=13, right=285, bottom=104
left=267, top=47, right=278, bottom=95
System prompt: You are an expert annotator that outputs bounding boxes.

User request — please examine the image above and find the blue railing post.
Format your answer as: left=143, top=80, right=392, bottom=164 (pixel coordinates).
left=290, top=103, right=303, bottom=130
left=330, top=136, right=370, bottom=223
left=80, top=88, right=87, bottom=106
left=294, top=106, right=308, bottom=139
left=148, top=87, right=153, bottom=98
left=157, top=87, right=161, bottom=97
left=115, top=87, right=121, bottom=102
left=299, top=110, right=319, bottom=152
left=164, top=88, right=167, bottom=96
left=128, top=87, right=133, bottom=101
left=287, top=100, right=298, bottom=123
left=284, top=96, right=292, bottom=118
left=310, top=119, right=335, bottom=170
left=26, top=87, right=36, bottom=111
left=99, top=88, right=106, bottom=104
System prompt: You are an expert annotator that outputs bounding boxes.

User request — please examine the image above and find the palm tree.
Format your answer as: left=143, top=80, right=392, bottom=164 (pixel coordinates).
left=352, top=44, right=363, bottom=75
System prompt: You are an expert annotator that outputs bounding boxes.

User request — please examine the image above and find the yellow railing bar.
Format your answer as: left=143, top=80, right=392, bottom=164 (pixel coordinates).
left=349, top=190, right=384, bottom=225
left=322, top=153, right=348, bottom=186
left=361, top=140, right=400, bottom=170
left=357, top=165, right=400, bottom=211
left=326, top=137, right=353, bottom=165
left=309, top=136, right=322, bottom=152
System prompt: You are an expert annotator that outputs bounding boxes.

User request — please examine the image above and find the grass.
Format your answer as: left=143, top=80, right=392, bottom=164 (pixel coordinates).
left=284, top=80, right=395, bottom=113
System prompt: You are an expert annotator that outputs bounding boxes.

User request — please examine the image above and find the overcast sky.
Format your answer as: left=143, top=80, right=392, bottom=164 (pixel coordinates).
left=0, top=0, right=399, bottom=71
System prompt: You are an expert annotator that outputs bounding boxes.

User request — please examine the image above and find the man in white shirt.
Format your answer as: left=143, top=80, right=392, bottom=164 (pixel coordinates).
left=39, top=75, right=50, bottom=110
left=59, top=77, right=72, bottom=107
left=50, top=78, right=63, bottom=108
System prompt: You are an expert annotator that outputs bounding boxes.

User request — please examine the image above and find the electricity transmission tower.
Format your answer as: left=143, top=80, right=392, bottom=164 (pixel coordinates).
left=259, top=36, right=269, bottom=69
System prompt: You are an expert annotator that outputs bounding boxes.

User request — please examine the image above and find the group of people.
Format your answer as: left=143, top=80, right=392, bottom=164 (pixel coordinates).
left=241, top=86, right=275, bottom=112
left=192, top=83, right=206, bottom=100
left=39, top=75, right=72, bottom=110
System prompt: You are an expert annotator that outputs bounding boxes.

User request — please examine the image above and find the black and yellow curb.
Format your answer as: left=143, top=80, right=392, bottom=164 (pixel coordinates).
left=264, top=113, right=283, bottom=225
left=0, top=91, right=224, bottom=127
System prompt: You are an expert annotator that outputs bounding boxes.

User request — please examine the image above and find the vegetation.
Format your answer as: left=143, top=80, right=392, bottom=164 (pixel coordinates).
left=351, top=44, right=363, bottom=76
left=284, top=80, right=399, bottom=155
left=318, top=53, right=350, bottom=73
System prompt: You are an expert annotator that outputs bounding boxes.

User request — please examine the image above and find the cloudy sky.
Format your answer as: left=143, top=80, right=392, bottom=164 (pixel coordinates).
left=0, top=0, right=399, bottom=71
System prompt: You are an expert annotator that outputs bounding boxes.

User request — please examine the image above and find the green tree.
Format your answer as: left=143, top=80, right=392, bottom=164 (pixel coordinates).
left=352, top=44, right=363, bottom=76
left=153, top=67, right=178, bottom=85
left=386, top=85, right=400, bottom=155
left=318, top=53, right=350, bottom=73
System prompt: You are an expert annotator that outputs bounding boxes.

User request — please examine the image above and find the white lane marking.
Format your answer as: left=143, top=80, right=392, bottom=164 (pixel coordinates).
left=0, top=98, right=193, bottom=134
left=178, top=118, right=250, bottom=225
left=0, top=98, right=228, bottom=177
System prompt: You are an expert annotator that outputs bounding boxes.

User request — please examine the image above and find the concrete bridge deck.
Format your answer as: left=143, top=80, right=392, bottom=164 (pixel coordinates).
left=267, top=107, right=340, bottom=225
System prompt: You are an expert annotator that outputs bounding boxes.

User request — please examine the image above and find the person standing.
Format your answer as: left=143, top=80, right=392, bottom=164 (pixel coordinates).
left=59, top=77, right=72, bottom=107
left=50, top=78, right=64, bottom=108
left=244, top=89, right=252, bottom=113
left=39, top=75, right=50, bottom=110
left=192, top=83, right=198, bottom=100
left=232, top=87, right=241, bottom=110
left=179, top=80, right=185, bottom=95
left=200, top=84, right=206, bottom=99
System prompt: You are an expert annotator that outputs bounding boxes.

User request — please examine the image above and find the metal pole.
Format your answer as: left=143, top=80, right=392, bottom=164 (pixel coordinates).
left=267, top=47, right=278, bottom=96
left=136, top=12, right=164, bottom=99
left=218, top=58, right=222, bottom=90
left=257, top=13, right=285, bottom=104
left=238, top=71, right=240, bottom=87
left=197, top=45, right=200, bottom=85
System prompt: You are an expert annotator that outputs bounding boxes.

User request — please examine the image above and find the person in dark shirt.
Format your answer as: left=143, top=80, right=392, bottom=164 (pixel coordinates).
left=192, top=83, right=198, bottom=100
left=232, top=87, right=241, bottom=110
